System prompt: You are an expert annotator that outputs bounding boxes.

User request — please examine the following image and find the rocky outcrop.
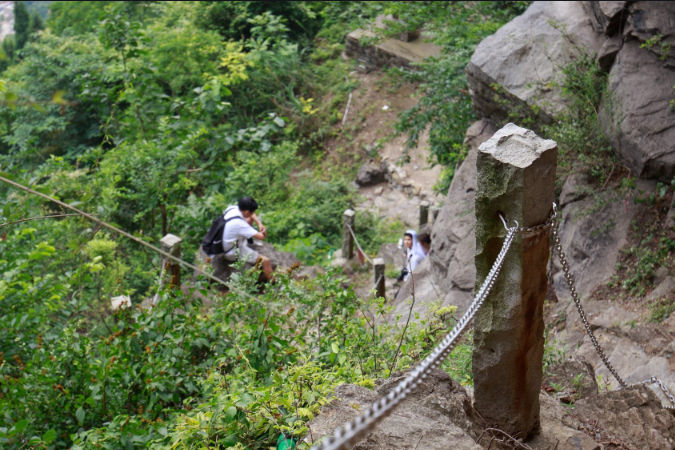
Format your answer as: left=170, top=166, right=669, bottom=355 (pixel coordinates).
left=583, top=1, right=628, bottom=36
left=563, top=385, right=675, bottom=449
left=305, top=366, right=672, bottom=449
left=465, top=1, right=604, bottom=123
left=594, top=0, right=675, bottom=181
left=355, top=161, right=387, bottom=186
left=467, top=1, right=675, bottom=181
left=551, top=176, right=655, bottom=302
left=551, top=292, right=675, bottom=401
left=622, top=1, right=675, bottom=65
left=600, top=38, right=675, bottom=180
left=303, top=369, right=481, bottom=450
left=428, top=120, right=495, bottom=296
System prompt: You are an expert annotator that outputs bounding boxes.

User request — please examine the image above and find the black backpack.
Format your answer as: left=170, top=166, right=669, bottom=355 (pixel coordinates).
left=201, top=210, right=244, bottom=255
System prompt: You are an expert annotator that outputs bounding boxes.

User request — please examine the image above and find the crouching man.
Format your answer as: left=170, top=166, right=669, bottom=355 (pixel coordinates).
left=211, top=196, right=274, bottom=283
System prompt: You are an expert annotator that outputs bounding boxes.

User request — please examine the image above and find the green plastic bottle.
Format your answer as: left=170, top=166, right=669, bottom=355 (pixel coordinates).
left=277, top=433, right=296, bottom=450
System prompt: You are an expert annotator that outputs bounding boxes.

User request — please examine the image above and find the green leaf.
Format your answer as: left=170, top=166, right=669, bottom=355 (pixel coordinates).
left=52, top=90, right=67, bottom=105
left=13, top=419, right=28, bottom=434
left=331, top=342, right=339, bottom=354
left=76, top=406, right=85, bottom=425
left=226, top=405, right=237, bottom=419
left=222, top=433, right=238, bottom=446
left=42, top=429, right=57, bottom=443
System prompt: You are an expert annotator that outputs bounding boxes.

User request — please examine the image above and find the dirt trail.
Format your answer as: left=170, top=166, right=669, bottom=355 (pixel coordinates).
left=326, top=70, right=443, bottom=229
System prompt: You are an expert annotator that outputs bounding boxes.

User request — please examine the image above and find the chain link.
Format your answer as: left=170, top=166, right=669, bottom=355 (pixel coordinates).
left=311, top=224, right=519, bottom=450
left=633, top=377, right=675, bottom=408
left=547, top=203, right=628, bottom=389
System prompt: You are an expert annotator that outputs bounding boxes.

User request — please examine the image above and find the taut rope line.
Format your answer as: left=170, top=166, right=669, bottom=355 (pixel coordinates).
left=346, top=224, right=374, bottom=265
left=0, top=174, right=229, bottom=288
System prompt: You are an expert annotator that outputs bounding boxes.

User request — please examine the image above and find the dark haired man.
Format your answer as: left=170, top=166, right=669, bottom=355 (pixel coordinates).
left=212, top=196, right=274, bottom=282
left=417, top=232, right=431, bottom=255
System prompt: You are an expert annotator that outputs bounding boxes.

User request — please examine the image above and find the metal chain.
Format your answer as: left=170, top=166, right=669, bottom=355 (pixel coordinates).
left=530, top=204, right=675, bottom=408
left=548, top=203, right=628, bottom=388
left=633, top=377, right=675, bottom=408
left=311, top=223, right=519, bottom=450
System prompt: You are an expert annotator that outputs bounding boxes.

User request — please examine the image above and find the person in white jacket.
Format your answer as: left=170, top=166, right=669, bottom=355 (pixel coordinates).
left=214, top=196, right=274, bottom=282
left=397, top=229, right=428, bottom=281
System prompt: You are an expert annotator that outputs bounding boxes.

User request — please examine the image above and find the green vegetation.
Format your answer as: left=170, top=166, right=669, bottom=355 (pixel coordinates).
left=5, top=1, right=666, bottom=447
left=0, top=1, right=45, bottom=72
left=543, top=53, right=616, bottom=188
left=0, top=2, right=492, bottom=447
left=601, top=176, right=675, bottom=316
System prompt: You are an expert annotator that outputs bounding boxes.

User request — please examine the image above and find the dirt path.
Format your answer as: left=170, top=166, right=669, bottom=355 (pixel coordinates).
left=326, top=69, right=443, bottom=228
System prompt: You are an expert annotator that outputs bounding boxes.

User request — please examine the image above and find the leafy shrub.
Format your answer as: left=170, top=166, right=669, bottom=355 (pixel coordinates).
left=196, top=1, right=322, bottom=48
left=0, top=3, right=491, bottom=448
left=542, top=53, right=616, bottom=187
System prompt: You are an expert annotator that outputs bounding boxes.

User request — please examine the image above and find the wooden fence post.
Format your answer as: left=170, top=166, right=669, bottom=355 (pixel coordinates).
left=373, top=257, right=385, bottom=299
left=160, top=233, right=182, bottom=290
left=473, top=123, right=556, bottom=438
left=342, top=209, right=355, bottom=260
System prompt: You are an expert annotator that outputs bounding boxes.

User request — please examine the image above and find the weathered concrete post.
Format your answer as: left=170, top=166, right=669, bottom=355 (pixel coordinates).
left=342, top=209, right=355, bottom=260
left=160, top=233, right=182, bottom=289
left=419, top=200, right=430, bottom=229
left=472, top=123, right=556, bottom=438
left=373, top=257, right=385, bottom=299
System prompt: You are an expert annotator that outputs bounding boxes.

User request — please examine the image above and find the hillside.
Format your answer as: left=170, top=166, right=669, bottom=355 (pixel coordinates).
left=0, top=2, right=673, bottom=449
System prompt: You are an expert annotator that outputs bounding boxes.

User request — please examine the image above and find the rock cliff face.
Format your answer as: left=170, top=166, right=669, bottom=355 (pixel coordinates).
left=423, top=0, right=675, bottom=396
left=466, top=0, right=675, bottom=181
left=465, top=2, right=604, bottom=123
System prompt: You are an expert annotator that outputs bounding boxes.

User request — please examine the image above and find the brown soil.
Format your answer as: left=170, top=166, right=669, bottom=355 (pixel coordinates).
left=322, top=68, right=443, bottom=228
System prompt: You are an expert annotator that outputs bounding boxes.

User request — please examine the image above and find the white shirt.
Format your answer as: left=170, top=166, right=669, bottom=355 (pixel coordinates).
left=222, top=206, right=257, bottom=257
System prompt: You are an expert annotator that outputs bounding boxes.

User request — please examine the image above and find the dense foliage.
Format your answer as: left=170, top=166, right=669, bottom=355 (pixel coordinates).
left=0, top=2, right=529, bottom=448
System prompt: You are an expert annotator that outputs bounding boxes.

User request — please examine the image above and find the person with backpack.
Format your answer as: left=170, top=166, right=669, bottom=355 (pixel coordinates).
left=201, top=196, right=274, bottom=283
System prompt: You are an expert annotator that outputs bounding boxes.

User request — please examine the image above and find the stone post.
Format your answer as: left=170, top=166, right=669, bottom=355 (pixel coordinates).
left=160, top=233, right=182, bottom=289
left=342, top=209, right=355, bottom=260
left=373, top=257, right=385, bottom=299
left=419, top=200, right=430, bottom=229
left=472, top=123, right=556, bottom=438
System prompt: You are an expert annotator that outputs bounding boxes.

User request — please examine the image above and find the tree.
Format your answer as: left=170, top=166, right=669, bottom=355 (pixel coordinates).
left=28, top=9, right=44, bottom=34
left=0, top=36, right=16, bottom=71
left=197, top=1, right=321, bottom=46
left=13, top=1, right=30, bottom=50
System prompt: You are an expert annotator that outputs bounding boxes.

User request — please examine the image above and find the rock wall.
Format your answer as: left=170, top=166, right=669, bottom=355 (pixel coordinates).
left=466, top=0, right=675, bottom=181
left=465, top=2, right=604, bottom=123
